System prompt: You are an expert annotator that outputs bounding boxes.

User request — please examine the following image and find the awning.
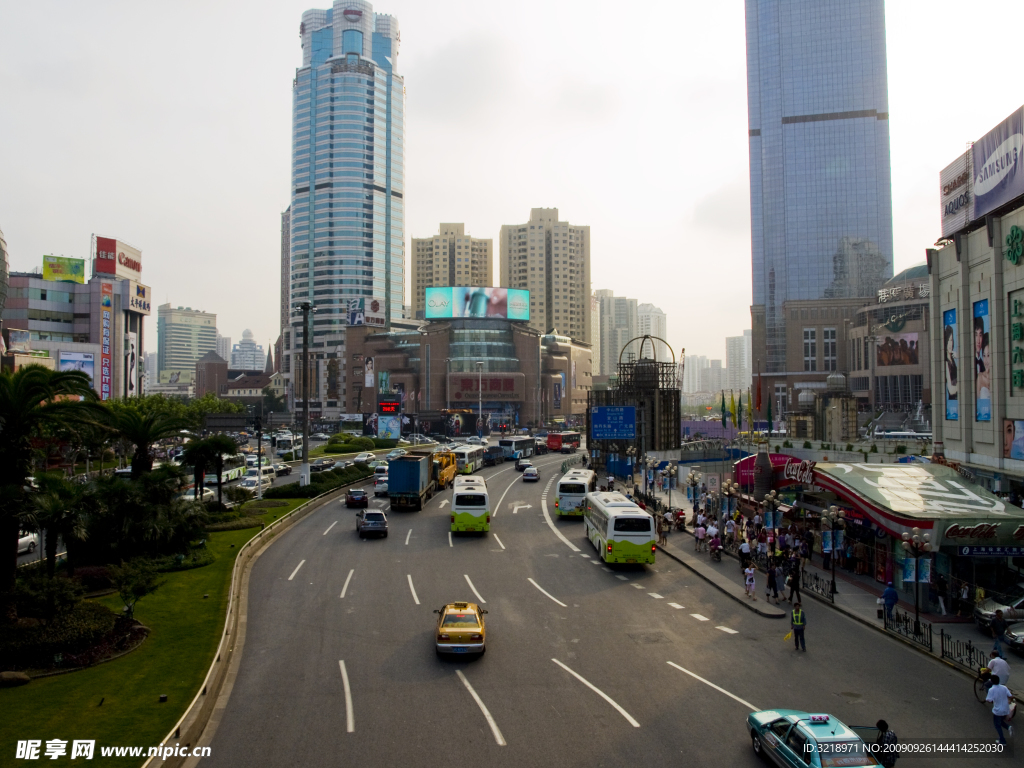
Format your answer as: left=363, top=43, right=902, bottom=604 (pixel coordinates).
left=811, top=462, right=1024, bottom=548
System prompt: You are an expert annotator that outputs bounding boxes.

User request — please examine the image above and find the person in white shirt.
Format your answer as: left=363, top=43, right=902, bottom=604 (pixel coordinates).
left=725, top=518, right=736, bottom=543
left=986, top=674, right=1014, bottom=744
left=739, top=539, right=752, bottom=568
left=707, top=524, right=719, bottom=540
left=990, top=651, right=1011, bottom=687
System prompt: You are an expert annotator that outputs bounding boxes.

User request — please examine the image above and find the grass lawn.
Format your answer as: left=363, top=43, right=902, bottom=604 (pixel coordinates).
left=0, top=498, right=306, bottom=764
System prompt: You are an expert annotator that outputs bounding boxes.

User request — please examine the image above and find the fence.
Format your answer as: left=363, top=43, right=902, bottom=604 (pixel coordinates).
left=883, top=608, right=933, bottom=651
left=801, top=569, right=835, bottom=603
left=939, top=631, right=988, bottom=674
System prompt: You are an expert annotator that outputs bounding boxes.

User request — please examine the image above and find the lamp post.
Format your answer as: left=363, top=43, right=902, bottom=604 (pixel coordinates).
left=445, top=357, right=451, bottom=436
left=901, top=527, right=932, bottom=635
left=722, top=479, right=740, bottom=528
left=686, top=470, right=702, bottom=522
left=475, top=361, right=484, bottom=437
left=645, top=457, right=656, bottom=500
left=626, top=446, right=636, bottom=489
left=299, top=302, right=314, bottom=487
left=823, top=505, right=845, bottom=594
left=665, top=464, right=677, bottom=512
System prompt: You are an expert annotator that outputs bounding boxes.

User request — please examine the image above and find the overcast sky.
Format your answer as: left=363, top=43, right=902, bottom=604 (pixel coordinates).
left=0, top=0, right=1019, bottom=363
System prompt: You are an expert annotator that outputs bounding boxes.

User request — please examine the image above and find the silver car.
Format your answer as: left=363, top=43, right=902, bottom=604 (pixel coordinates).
left=975, top=582, right=1024, bottom=630
left=356, top=510, right=388, bottom=538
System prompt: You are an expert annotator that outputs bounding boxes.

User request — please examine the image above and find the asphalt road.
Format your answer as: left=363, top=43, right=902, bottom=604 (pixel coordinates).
left=200, top=451, right=1012, bottom=767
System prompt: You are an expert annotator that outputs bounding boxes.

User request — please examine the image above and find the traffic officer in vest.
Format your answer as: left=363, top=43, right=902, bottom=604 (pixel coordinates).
left=791, top=601, right=807, bottom=651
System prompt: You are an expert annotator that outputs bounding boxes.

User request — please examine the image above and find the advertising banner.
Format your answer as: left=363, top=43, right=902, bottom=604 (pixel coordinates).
left=42, top=255, right=85, bottom=284
left=943, top=308, right=959, bottom=420
left=875, top=332, right=920, bottom=367
left=972, top=106, right=1024, bottom=221
left=7, top=328, right=30, bottom=353
left=126, top=331, right=138, bottom=397
left=974, top=299, right=991, bottom=422
left=347, top=297, right=385, bottom=327
left=58, top=351, right=95, bottom=389
left=1004, top=419, right=1024, bottom=459
left=553, top=380, right=562, bottom=409
left=362, top=412, right=378, bottom=436
left=449, top=373, right=524, bottom=401
left=99, top=282, right=113, bottom=400
left=425, top=287, right=530, bottom=320
left=821, top=530, right=833, bottom=554
left=364, top=357, right=374, bottom=388
left=378, top=370, right=390, bottom=394
left=95, top=236, right=142, bottom=281
left=939, top=152, right=973, bottom=237
left=127, top=281, right=151, bottom=315
left=377, top=415, right=401, bottom=439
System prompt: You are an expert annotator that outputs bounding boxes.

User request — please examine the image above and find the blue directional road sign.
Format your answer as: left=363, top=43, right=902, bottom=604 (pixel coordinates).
left=591, top=406, right=636, bottom=440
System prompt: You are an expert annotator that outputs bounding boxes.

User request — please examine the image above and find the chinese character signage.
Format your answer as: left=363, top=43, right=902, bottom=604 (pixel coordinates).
left=449, top=373, right=523, bottom=401
left=94, top=235, right=142, bottom=281
left=42, top=255, right=85, bottom=284
left=591, top=406, right=636, bottom=440
left=99, top=282, right=113, bottom=400
left=126, top=281, right=151, bottom=315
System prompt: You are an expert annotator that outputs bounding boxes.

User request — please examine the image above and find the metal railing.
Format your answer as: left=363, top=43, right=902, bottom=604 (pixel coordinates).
left=800, top=569, right=835, bottom=603
left=939, top=630, right=988, bottom=674
left=883, top=608, right=933, bottom=651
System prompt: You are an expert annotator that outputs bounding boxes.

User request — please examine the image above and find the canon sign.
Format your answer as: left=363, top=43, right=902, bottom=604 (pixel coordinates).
left=94, top=235, right=142, bottom=280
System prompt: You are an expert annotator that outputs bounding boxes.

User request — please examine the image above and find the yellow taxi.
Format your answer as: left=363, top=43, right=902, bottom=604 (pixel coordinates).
left=434, top=602, right=487, bottom=656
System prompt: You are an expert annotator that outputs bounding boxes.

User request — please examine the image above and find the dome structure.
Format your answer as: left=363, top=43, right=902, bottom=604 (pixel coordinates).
left=883, top=262, right=928, bottom=286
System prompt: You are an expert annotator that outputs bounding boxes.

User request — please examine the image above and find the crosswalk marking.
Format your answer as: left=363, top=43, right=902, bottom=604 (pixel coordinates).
left=615, top=575, right=629, bottom=581
left=648, top=593, right=664, bottom=599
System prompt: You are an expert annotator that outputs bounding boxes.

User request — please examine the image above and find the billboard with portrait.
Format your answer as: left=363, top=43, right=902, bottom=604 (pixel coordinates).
left=875, top=332, right=919, bottom=367
left=364, top=357, right=374, bottom=388
left=942, top=309, right=958, bottom=421
left=1003, top=420, right=1024, bottom=460
left=425, top=287, right=529, bottom=321
left=43, top=255, right=85, bottom=284
left=58, top=351, right=95, bottom=389
left=974, top=299, right=991, bottom=422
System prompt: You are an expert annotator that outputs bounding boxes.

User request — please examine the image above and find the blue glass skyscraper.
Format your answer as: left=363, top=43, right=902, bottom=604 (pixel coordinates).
left=288, top=1, right=404, bottom=412
left=746, top=0, right=893, bottom=375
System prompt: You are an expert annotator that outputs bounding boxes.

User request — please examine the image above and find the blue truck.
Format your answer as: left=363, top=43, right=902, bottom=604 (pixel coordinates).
left=387, top=454, right=435, bottom=511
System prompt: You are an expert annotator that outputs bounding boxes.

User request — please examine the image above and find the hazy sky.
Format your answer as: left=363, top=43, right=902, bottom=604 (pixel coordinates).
left=0, top=0, right=1019, bottom=362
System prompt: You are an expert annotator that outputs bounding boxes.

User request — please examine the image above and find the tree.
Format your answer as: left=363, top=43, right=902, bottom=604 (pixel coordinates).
left=102, top=408, right=190, bottom=480
left=108, top=559, right=164, bottom=620
left=0, top=365, right=99, bottom=616
left=24, top=476, right=90, bottom=578
left=262, top=386, right=286, bottom=416
left=206, top=434, right=242, bottom=506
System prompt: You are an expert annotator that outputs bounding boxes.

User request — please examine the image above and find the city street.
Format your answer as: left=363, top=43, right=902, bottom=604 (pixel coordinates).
left=199, top=453, right=1011, bottom=767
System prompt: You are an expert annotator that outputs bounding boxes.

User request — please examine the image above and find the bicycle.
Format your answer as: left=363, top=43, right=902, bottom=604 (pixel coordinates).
left=975, top=666, right=1018, bottom=720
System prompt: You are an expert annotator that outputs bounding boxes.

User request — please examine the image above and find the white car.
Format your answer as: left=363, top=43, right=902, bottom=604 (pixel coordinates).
left=239, top=476, right=271, bottom=494
left=353, top=452, right=376, bottom=463
left=386, top=448, right=407, bottom=461
left=374, top=474, right=389, bottom=497
left=311, top=433, right=331, bottom=441
left=178, top=487, right=216, bottom=503
left=18, top=530, right=39, bottom=555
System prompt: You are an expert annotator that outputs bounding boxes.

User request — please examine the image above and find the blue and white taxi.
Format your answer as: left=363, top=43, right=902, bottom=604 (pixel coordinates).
left=747, top=710, right=880, bottom=767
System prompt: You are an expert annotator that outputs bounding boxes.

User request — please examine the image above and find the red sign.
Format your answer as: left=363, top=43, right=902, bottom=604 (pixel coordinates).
left=99, top=282, right=114, bottom=400
left=733, top=453, right=794, bottom=485
left=783, top=460, right=816, bottom=485
left=95, top=236, right=117, bottom=276
left=379, top=400, right=400, bottom=414
left=944, top=523, right=999, bottom=540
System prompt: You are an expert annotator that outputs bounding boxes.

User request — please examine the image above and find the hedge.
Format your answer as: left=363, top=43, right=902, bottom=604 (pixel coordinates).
left=0, top=601, right=119, bottom=669
left=263, top=464, right=373, bottom=499
left=205, top=517, right=264, bottom=532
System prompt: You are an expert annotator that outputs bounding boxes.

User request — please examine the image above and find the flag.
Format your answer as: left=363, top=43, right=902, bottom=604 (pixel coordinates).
left=721, top=391, right=727, bottom=428
left=737, top=394, right=743, bottom=431
left=755, top=368, right=762, bottom=411
left=767, top=396, right=773, bottom=436
left=747, top=388, right=754, bottom=431
left=730, top=391, right=737, bottom=429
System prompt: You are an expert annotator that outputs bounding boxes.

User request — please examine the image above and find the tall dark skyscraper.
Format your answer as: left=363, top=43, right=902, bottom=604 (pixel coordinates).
left=746, top=0, right=894, bottom=378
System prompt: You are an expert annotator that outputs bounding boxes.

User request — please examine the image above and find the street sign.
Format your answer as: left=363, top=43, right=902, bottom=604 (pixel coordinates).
left=591, top=406, right=636, bottom=440
left=959, top=545, right=1024, bottom=557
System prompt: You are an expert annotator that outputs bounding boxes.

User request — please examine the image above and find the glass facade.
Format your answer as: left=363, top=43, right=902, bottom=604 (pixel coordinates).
left=291, top=2, right=404, bottom=351
left=746, top=0, right=893, bottom=372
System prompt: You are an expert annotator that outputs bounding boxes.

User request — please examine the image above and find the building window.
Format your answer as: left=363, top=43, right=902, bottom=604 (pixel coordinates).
left=823, top=328, right=837, bottom=371
left=803, top=329, right=817, bottom=372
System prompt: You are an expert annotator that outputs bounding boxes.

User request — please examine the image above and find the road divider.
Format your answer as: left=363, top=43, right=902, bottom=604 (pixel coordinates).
left=528, top=578, right=566, bottom=607
left=666, top=662, right=757, bottom=711
left=551, top=659, right=640, bottom=727
left=456, top=671, right=506, bottom=746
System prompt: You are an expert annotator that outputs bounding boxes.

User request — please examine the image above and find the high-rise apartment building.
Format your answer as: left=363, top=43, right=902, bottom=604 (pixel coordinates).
left=0, top=223, right=8, bottom=323
left=637, top=303, right=670, bottom=362
left=682, top=355, right=709, bottom=393
left=280, top=206, right=290, bottom=342
left=216, top=332, right=232, bottom=362
left=590, top=293, right=601, bottom=376
left=499, top=208, right=591, bottom=344
left=411, top=223, right=492, bottom=319
left=231, top=329, right=267, bottom=371
left=157, top=304, right=216, bottom=384
left=746, top=0, right=893, bottom=386
left=286, top=1, right=404, bottom=418
left=725, top=329, right=752, bottom=391
left=701, top=359, right=724, bottom=394
left=594, top=289, right=638, bottom=376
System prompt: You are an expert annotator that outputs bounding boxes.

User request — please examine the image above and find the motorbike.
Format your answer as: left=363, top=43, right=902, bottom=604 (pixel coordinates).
left=710, top=545, right=723, bottom=562
left=674, top=512, right=687, bottom=531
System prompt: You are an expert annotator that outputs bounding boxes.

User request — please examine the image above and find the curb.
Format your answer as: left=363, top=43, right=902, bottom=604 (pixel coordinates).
left=656, top=543, right=786, bottom=619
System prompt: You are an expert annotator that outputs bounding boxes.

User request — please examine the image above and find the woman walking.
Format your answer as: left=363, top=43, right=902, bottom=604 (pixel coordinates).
left=766, top=563, right=780, bottom=604
left=744, top=564, right=757, bottom=600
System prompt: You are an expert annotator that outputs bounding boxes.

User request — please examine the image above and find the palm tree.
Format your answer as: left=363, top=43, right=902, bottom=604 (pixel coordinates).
left=0, top=365, right=99, bottom=610
left=205, top=434, right=243, bottom=506
left=180, top=438, right=215, bottom=502
left=24, top=476, right=90, bottom=578
left=102, top=408, right=190, bottom=480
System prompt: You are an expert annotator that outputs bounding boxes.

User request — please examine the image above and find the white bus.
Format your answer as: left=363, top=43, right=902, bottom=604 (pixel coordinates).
left=554, top=469, right=597, bottom=517
left=451, top=479, right=489, bottom=533
left=204, top=453, right=247, bottom=485
left=498, top=436, right=534, bottom=459
left=275, top=435, right=303, bottom=457
left=454, top=476, right=486, bottom=489
left=453, top=445, right=486, bottom=474
left=583, top=491, right=656, bottom=564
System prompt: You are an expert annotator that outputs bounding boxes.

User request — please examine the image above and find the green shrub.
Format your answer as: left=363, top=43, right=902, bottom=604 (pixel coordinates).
left=206, top=517, right=265, bottom=531
left=803, top=441, right=812, bottom=449
left=281, top=451, right=295, bottom=461
left=896, top=444, right=907, bottom=454
left=870, top=444, right=878, bottom=453
left=774, top=445, right=781, bottom=452
left=263, top=464, right=372, bottom=499
left=783, top=440, right=793, bottom=448
left=14, top=575, right=84, bottom=621
left=73, top=566, right=112, bottom=593
left=845, top=444, right=854, bottom=452
left=151, top=550, right=216, bottom=572
left=349, top=437, right=376, bottom=451
left=245, top=499, right=288, bottom=510
left=224, top=485, right=254, bottom=503
left=371, top=438, right=397, bottom=449
left=0, top=601, right=119, bottom=669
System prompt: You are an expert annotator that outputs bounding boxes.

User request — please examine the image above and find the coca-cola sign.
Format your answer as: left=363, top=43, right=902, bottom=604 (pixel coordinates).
left=945, top=523, right=1000, bottom=540
left=783, top=460, right=816, bottom=485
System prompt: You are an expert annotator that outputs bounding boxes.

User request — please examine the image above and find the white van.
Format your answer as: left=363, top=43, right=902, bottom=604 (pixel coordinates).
left=246, top=465, right=276, bottom=482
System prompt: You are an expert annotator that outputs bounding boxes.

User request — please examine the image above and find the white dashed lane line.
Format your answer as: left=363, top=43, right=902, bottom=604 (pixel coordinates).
left=407, top=574, right=420, bottom=605
left=457, top=671, right=506, bottom=746
left=527, top=578, right=567, bottom=607
left=405, top=528, right=412, bottom=545
left=716, top=626, right=738, bottom=634
left=551, top=659, right=640, bottom=728
left=615, top=575, right=629, bottom=581
left=493, top=534, right=506, bottom=550
left=340, top=569, right=354, bottom=599
left=323, top=521, right=337, bottom=535
left=288, top=560, right=306, bottom=581
left=690, top=614, right=709, bottom=622
left=648, top=593, right=664, bottom=599
left=464, top=574, right=486, bottom=604
left=668, top=602, right=684, bottom=609
left=338, top=661, right=354, bottom=733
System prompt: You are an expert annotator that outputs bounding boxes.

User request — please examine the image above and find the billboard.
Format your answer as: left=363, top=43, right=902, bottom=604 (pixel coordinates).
left=974, top=299, right=991, bottom=421
left=126, top=332, right=138, bottom=397
left=95, top=236, right=142, bottom=281
left=127, top=281, right=151, bottom=315
left=425, top=287, right=530, bottom=321
left=875, top=332, right=919, bottom=367
left=942, top=309, right=958, bottom=420
left=1003, top=420, right=1024, bottom=460
left=6, top=328, right=30, bottom=353
left=364, top=357, right=374, bottom=388
left=972, top=106, right=1024, bottom=221
left=42, top=255, right=85, bottom=284
left=377, top=415, right=401, bottom=439
left=99, top=282, right=114, bottom=400
left=939, top=152, right=972, bottom=238
left=58, top=351, right=95, bottom=389
left=347, top=297, right=384, bottom=326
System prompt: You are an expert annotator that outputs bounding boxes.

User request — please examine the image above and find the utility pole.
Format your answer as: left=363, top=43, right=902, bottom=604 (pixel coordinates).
left=300, top=302, right=312, bottom=487
left=256, top=415, right=263, bottom=500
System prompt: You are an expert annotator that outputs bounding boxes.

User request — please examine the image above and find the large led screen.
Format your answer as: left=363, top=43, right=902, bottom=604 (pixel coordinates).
left=425, top=287, right=529, bottom=321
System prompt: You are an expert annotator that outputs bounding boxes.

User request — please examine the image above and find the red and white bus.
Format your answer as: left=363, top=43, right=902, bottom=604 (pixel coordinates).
left=547, top=431, right=581, bottom=453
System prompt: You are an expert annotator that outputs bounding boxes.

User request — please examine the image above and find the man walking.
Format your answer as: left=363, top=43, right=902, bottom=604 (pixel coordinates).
left=875, top=720, right=898, bottom=768
left=882, top=582, right=899, bottom=621
left=986, top=674, right=1014, bottom=744
left=787, top=569, right=802, bottom=604
left=989, top=650, right=1011, bottom=688
left=791, top=602, right=806, bottom=651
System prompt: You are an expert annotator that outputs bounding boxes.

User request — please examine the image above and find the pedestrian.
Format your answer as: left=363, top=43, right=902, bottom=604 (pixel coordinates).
left=706, top=521, right=719, bottom=542
left=775, top=563, right=786, bottom=602
left=739, top=539, right=752, bottom=569
left=936, top=574, right=949, bottom=616
left=882, top=582, right=898, bottom=621
left=753, top=511, right=762, bottom=533
left=744, top=564, right=757, bottom=600
left=791, top=601, right=806, bottom=650
left=959, top=582, right=971, bottom=618
left=766, top=564, right=779, bottom=603
left=663, top=508, right=673, bottom=536
left=757, top=528, right=768, bottom=558
left=874, top=720, right=899, bottom=768
left=854, top=540, right=869, bottom=576
left=607, top=474, right=614, bottom=491
left=657, top=516, right=668, bottom=546
left=985, top=674, right=1014, bottom=744
left=989, top=650, right=1011, bottom=688
left=787, top=570, right=802, bottom=604
left=725, top=517, right=736, bottom=544
left=695, top=523, right=707, bottom=552
left=992, top=610, right=1010, bottom=658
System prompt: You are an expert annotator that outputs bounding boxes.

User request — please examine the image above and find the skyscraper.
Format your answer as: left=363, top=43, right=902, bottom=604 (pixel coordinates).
left=157, top=304, right=217, bottom=385
left=726, top=330, right=752, bottom=390
left=746, top=0, right=893, bottom=378
left=216, top=332, right=232, bottom=362
left=280, top=206, right=290, bottom=343
left=594, top=289, right=638, bottom=376
left=231, top=330, right=267, bottom=371
left=637, top=303, right=670, bottom=362
left=410, top=223, right=493, bottom=319
left=499, top=208, right=591, bottom=345
left=287, top=2, right=404, bottom=415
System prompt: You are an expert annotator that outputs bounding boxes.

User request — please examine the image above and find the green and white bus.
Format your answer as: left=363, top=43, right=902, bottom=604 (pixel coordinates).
left=204, top=453, right=247, bottom=485
left=453, top=445, right=486, bottom=474
left=583, top=491, right=655, bottom=564
left=554, top=469, right=597, bottom=517
left=451, top=478, right=489, bottom=533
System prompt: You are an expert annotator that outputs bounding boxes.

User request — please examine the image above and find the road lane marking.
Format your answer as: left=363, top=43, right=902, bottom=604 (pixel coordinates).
left=288, top=560, right=306, bottom=581
left=648, top=593, right=664, bottom=599
left=464, top=574, right=486, bottom=604
left=631, top=583, right=644, bottom=589
left=338, top=660, right=354, bottom=732
left=456, top=671, right=506, bottom=746
left=405, top=528, right=412, bottom=545
left=690, top=614, right=709, bottom=621
left=551, top=659, right=640, bottom=727
left=440, top=500, right=450, bottom=508
left=407, top=574, right=421, bottom=605
left=340, top=569, right=354, bottom=599
left=491, top=475, right=520, bottom=518
left=511, top=504, right=531, bottom=515
left=527, top=578, right=567, bottom=607
left=716, top=626, right=738, bottom=634
left=666, top=662, right=758, bottom=711
left=580, top=553, right=590, bottom=558
left=668, top=602, right=684, bottom=609
left=323, top=521, right=337, bottom=535
left=615, top=575, right=629, bottom=581
left=448, top=532, right=453, bottom=547
left=493, top=534, right=506, bottom=550
left=540, top=477, right=581, bottom=552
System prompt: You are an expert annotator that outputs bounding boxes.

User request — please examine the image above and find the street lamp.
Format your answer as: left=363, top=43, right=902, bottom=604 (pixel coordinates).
left=645, top=457, right=657, bottom=500
left=475, top=361, right=484, bottom=437
left=901, top=527, right=932, bottom=635
left=445, top=357, right=451, bottom=436
left=722, top=479, right=740, bottom=527
left=686, top=470, right=702, bottom=522
left=626, top=446, right=636, bottom=489
left=823, top=505, right=845, bottom=594
left=664, top=464, right=677, bottom=512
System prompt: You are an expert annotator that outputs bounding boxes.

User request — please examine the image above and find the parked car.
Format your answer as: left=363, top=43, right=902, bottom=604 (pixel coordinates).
left=975, top=582, right=1024, bottom=629
left=522, top=466, right=540, bottom=482
left=311, top=457, right=336, bottom=472
left=346, top=489, right=369, bottom=508
left=18, top=530, right=39, bottom=555
left=178, top=487, right=216, bottom=503
left=273, top=463, right=291, bottom=476
left=353, top=452, right=376, bottom=463
left=356, top=509, right=388, bottom=538
left=374, top=474, right=390, bottom=497
left=386, top=448, right=408, bottom=461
